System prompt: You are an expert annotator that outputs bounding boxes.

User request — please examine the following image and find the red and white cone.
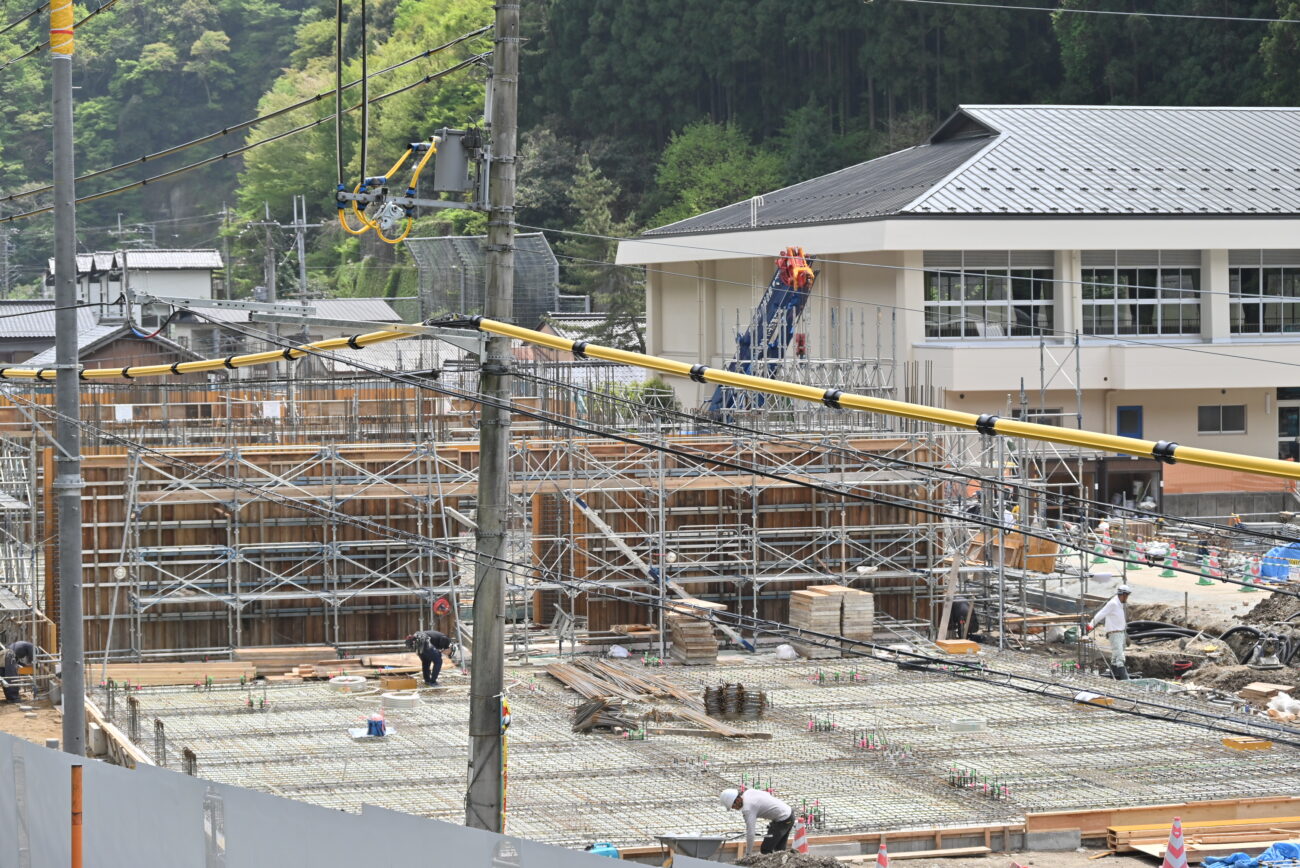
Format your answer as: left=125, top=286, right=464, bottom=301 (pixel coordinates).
left=792, top=817, right=809, bottom=854
left=1208, top=551, right=1224, bottom=578
left=1101, top=527, right=1115, bottom=556
left=876, top=841, right=890, bottom=867
left=1161, top=817, right=1188, bottom=868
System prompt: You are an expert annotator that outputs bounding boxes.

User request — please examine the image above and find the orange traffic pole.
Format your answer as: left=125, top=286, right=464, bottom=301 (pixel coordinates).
left=70, top=764, right=82, bottom=868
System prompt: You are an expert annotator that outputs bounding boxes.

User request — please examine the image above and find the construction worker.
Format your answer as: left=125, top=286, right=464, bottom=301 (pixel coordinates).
left=949, top=597, right=981, bottom=640
left=720, top=787, right=795, bottom=856
left=1, top=641, right=34, bottom=701
left=1086, top=585, right=1131, bottom=680
left=405, top=630, right=452, bottom=686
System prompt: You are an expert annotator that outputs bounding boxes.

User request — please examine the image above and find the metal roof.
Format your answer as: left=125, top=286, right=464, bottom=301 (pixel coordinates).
left=23, top=323, right=197, bottom=367
left=174, top=299, right=400, bottom=326
left=642, top=136, right=988, bottom=236
left=0, top=302, right=98, bottom=339
left=119, top=249, right=223, bottom=270
left=644, top=105, right=1300, bottom=236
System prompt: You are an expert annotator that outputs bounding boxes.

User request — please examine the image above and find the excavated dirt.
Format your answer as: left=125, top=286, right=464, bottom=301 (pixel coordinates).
left=1125, top=602, right=1235, bottom=635
left=1126, top=635, right=1237, bottom=678
left=1244, top=589, right=1300, bottom=625
left=736, top=855, right=842, bottom=868
left=1189, top=663, right=1300, bottom=693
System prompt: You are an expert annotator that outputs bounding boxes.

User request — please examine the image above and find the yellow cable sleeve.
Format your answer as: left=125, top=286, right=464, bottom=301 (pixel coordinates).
left=376, top=218, right=412, bottom=245
left=338, top=208, right=371, bottom=236
left=409, top=142, right=437, bottom=188
left=470, top=316, right=1300, bottom=482
left=49, top=0, right=73, bottom=55
left=381, top=148, right=413, bottom=184
left=0, top=328, right=410, bottom=384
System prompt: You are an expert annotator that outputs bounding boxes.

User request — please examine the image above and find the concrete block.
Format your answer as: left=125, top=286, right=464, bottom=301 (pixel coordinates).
left=1025, top=829, right=1081, bottom=851
left=808, top=843, right=864, bottom=858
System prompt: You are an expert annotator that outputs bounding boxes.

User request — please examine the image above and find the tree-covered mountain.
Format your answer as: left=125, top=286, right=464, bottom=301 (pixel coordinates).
left=0, top=0, right=1297, bottom=305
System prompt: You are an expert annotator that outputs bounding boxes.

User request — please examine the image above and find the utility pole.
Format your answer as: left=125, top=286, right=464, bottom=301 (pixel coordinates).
left=51, top=0, right=85, bottom=756
left=220, top=203, right=233, bottom=301
left=261, top=202, right=277, bottom=303
left=292, top=194, right=309, bottom=305
left=465, top=0, right=518, bottom=834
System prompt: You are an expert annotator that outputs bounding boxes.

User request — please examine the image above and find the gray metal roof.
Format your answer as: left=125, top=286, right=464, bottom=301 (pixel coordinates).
left=119, top=249, right=223, bottom=270
left=175, top=298, right=400, bottom=325
left=642, top=136, right=988, bottom=236
left=23, top=324, right=126, bottom=366
left=644, top=105, right=1300, bottom=236
left=0, top=301, right=98, bottom=339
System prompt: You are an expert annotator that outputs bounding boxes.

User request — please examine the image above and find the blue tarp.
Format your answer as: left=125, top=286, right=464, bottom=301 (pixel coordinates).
left=1203, top=841, right=1300, bottom=867
left=1260, top=543, right=1300, bottom=581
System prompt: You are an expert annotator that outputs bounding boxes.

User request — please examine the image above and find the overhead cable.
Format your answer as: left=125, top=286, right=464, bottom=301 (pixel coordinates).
left=887, top=0, right=1300, bottom=25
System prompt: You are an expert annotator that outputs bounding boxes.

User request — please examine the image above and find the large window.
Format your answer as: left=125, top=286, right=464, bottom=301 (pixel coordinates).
left=923, top=252, right=1053, bottom=339
left=1197, top=405, right=1246, bottom=434
left=1229, top=251, right=1300, bottom=334
left=1081, top=251, right=1200, bottom=336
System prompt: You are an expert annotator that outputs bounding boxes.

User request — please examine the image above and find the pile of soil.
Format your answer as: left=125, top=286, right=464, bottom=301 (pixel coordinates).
left=1188, top=663, right=1300, bottom=693
left=1126, top=602, right=1235, bottom=636
left=736, top=854, right=843, bottom=868
left=1244, top=590, right=1300, bottom=625
left=1127, top=635, right=1236, bottom=679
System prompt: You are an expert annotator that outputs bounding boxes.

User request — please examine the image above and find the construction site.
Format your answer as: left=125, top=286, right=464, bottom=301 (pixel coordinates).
left=3, top=246, right=1300, bottom=864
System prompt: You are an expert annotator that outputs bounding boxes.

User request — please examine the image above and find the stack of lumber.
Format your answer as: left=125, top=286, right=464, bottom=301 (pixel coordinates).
left=572, top=697, right=637, bottom=732
left=810, top=585, right=874, bottom=644
left=232, top=645, right=337, bottom=677
left=100, top=662, right=255, bottom=686
left=667, top=614, right=719, bottom=664
left=1110, top=816, right=1300, bottom=860
left=789, top=589, right=843, bottom=658
left=1239, top=681, right=1295, bottom=703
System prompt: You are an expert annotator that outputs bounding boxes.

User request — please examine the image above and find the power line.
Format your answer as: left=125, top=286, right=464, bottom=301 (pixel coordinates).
left=0, top=27, right=492, bottom=208
left=7, top=386, right=1291, bottom=744
left=0, top=0, right=123, bottom=73
left=885, top=0, right=1300, bottom=25
left=0, top=52, right=490, bottom=225
left=522, top=224, right=1300, bottom=372
left=0, top=1, right=48, bottom=36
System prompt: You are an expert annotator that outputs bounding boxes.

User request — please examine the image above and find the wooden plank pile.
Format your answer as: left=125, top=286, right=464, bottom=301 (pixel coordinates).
left=1239, top=681, right=1295, bottom=703
left=665, top=598, right=723, bottom=665
left=100, top=662, right=255, bottom=686
left=789, top=590, right=842, bottom=658
left=232, top=645, right=337, bottom=677
left=1109, top=816, right=1300, bottom=857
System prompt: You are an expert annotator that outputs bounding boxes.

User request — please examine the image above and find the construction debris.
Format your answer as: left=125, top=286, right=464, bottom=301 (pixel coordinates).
left=735, top=853, right=841, bottom=867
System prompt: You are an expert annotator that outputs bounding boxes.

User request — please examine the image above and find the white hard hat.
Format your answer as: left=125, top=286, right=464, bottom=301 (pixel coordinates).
left=1116, top=584, right=1132, bottom=594
left=719, top=788, right=739, bottom=809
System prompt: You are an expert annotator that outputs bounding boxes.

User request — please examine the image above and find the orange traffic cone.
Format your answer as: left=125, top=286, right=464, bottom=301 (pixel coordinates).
left=876, top=841, right=890, bottom=867
left=1162, top=817, right=1188, bottom=868
left=792, top=817, right=809, bottom=854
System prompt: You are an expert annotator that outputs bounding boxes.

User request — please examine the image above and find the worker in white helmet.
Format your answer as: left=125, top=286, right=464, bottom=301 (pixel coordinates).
left=1086, top=584, right=1132, bottom=681
left=719, top=786, right=795, bottom=856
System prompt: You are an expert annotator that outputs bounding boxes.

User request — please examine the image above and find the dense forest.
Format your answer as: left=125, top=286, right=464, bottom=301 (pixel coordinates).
left=1, top=0, right=1299, bottom=306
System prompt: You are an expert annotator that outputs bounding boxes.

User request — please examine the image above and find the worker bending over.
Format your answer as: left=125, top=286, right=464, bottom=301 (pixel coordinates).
left=405, top=630, right=452, bottom=686
left=720, top=787, right=795, bottom=856
left=1087, top=584, right=1131, bottom=681
left=1, top=641, right=34, bottom=701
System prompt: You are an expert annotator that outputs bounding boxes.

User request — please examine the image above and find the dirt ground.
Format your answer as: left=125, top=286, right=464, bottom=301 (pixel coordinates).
left=0, top=698, right=63, bottom=745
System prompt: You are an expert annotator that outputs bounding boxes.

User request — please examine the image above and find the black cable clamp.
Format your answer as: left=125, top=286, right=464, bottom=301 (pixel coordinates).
left=975, top=414, right=1000, bottom=437
left=689, top=364, right=709, bottom=383
left=223, top=356, right=238, bottom=370
left=571, top=341, right=588, bottom=360
left=120, top=367, right=133, bottom=379
left=471, top=315, right=484, bottom=329
left=1152, top=441, right=1179, bottom=464
left=822, top=389, right=843, bottom=410
left=37, top=369, right=52, bottom=381
left=78, top=369, right=88, bottom=380
left=0, top=369, right=8, bottom=379
left=170, top=363, right=182, bottom=375
left=281, top=349, right=298, bottom=361
left=347, top=335, right=363, bottom=350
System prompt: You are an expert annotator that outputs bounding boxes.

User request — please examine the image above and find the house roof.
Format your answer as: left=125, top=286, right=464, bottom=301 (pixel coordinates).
left=643, top=105, right=1300, bottom=236
left=119, top=249, right=223, bottom=270
left=22, top=324, right=198, bottom=367
left=0, top=301, right=98, bottom=339
left=539, top=313, right=646, bottom=348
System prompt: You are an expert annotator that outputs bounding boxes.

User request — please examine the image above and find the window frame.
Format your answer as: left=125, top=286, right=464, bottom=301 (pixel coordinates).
left=924, top=267, right=1054, bottom=339
left=1229, top=265, right=1300, bottom=335
left=1197, top=404, right=1247, bottom=435
left=1081, top=266, right=1201, bottom=337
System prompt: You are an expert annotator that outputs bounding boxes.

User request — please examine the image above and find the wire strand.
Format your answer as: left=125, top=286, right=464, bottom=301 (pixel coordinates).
left=0, top=0, right=47, bottom=36
left=0, top=0, right=122, bottom=72
left=887, top=0, right=1300, bottom=25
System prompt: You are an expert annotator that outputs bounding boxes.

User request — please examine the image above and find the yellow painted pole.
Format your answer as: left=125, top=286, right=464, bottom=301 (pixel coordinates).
left=468, top=316, right=1300, bottom=482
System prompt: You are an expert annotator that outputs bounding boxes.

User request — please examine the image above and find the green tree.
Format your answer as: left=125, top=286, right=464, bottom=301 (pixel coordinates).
left=648, top=121, right=781, bottom=228
left=559, top=156, right=645, bottom=352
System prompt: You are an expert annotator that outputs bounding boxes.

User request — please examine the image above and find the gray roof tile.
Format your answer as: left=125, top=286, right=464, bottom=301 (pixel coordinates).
left=0, top=302, right=98, bottom=338
left=644, top=105, right=1300, bottom=236
left=119, top=249, right=223, bottom=270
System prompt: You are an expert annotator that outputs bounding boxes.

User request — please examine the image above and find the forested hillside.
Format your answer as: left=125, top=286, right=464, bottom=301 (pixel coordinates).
left=1, top=0, right=1298, bottom=304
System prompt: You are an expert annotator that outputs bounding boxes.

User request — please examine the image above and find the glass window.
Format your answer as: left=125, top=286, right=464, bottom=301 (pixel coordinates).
left=1081, top=264, right=1201, bottom=337
left=1198, top=404, right=1247, bottom=434
left=924, top=265, right=1054, bottom=339
left=1230, top=265, right=1300, bottom=334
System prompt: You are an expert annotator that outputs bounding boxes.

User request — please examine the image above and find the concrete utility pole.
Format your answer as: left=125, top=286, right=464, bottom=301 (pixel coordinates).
left=465, top=0, right=518, bottom=833
left=50, top=0, right=85, bottom=756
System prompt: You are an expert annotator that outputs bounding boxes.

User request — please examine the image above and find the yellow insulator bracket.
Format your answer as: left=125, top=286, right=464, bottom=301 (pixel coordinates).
left=463, top=316, right=1300, bottom=482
